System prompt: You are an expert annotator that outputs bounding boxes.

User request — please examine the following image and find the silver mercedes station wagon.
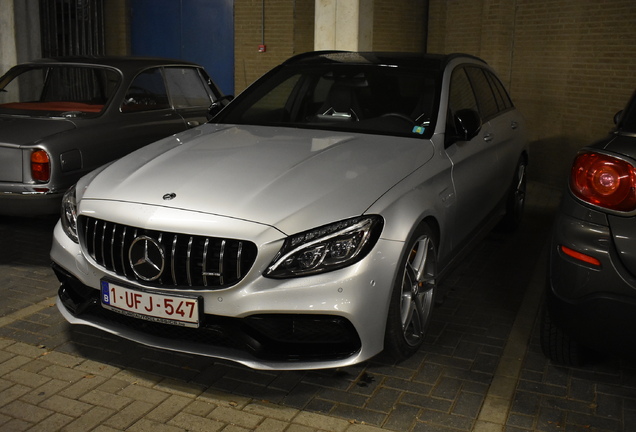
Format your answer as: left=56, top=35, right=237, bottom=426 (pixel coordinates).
left=51, top=52, right=528, bottom=370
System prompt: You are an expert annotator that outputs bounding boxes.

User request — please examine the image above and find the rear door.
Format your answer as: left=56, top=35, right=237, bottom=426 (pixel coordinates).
left=444, top=65, right=501, bottom=247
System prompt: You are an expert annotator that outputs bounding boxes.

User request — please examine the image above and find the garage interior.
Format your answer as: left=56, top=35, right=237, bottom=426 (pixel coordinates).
left=2, top=0, right=635, bottom=188
left=1, top=1, right=635, bottom=431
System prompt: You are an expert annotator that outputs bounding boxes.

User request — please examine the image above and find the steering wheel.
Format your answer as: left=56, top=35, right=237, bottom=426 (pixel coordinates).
left=380, top=112, right=415, bottom=124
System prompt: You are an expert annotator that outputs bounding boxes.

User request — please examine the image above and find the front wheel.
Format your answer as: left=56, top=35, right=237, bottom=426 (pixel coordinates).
left=384, top=224, right=437, bottom=361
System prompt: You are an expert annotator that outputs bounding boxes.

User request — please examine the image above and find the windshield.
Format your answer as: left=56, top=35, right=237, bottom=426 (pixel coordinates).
left=216, top=63, right=441, bottom=139
left=0, top=65, right=121, bottom=118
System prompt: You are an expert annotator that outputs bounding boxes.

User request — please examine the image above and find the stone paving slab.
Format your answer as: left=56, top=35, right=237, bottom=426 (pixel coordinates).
left=1, top=182, right=635, bottom=431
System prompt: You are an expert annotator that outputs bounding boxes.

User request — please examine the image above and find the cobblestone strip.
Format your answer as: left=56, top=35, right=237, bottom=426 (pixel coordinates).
left=473, top=247, right=547, bottom=432
left=0, top=338, right=390, bottom=431
left=0, top=296, right=57, bottom=328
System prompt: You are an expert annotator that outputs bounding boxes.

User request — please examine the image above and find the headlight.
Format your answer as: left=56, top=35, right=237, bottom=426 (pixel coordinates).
left=61, top=184, right=78, bottom=243
left=265, top=216, right=383, bottom=278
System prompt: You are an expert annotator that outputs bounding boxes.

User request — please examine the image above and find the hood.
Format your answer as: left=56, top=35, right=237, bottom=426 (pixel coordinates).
left=0, top=115, right=76, bottom=146
left=83, top=124, right=435, bottom=234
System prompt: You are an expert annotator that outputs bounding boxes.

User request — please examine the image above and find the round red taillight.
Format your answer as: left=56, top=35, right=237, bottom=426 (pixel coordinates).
left=31, top=149, right=51, bottom=183
left=570, top=151, right=636, bottom=212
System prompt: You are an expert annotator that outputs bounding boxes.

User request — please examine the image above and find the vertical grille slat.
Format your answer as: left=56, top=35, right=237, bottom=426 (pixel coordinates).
left=237, top=242, right=243, bottom=279
left=109, top=223, right=116, bottom=271
left=219, top=240, right=226, bottom=286
left=120, top=227, right=128, bottom=277
left=99, top=220, right=107, bottom=268
left=186, top=237, right=194, bottom=286
left=171, top=234, right=178, bottom=286
left=90, top=218, right=97, bottom=260
left=202, top=238, right=210, bottom=287
left=79, top=216, right=257, bottom=290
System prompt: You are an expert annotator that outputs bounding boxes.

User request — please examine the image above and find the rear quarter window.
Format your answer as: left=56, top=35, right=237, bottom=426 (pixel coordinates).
left=465, top=67, right=499, bottom=120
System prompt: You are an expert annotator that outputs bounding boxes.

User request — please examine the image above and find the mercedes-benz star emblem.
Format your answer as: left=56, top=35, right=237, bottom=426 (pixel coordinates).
left=128, top=236, right=165, bottom=281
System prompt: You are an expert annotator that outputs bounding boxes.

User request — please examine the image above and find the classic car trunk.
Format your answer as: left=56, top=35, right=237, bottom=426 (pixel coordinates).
left=0, top=146, right=23, bottom=182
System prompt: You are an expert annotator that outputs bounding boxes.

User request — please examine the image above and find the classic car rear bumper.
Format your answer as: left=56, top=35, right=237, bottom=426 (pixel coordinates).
left=0, top=190, right=63, bottom=216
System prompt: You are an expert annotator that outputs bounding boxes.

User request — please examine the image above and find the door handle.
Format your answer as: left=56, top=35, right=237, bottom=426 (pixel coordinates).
left=511, top=121, right=519, bottom=130
left=187, top=121, right=200, bottom=128
left=483, top=133, right=493, bottom=142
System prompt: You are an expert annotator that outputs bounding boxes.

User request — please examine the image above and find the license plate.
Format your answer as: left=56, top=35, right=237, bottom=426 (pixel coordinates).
left=101, top=280, right=200, bottom=328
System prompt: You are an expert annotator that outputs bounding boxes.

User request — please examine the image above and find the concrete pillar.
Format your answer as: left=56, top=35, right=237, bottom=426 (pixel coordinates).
left=315, top=0, right=373, bottom=51
left=14, top=0, right=40, bottom=63
left=0, top=0, right=18, bottom=74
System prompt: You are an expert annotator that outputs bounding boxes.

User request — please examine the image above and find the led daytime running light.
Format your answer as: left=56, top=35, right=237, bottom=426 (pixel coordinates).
left=275, top=220, right=370, bottom=270
left=266, top=216, right=382, bottom=278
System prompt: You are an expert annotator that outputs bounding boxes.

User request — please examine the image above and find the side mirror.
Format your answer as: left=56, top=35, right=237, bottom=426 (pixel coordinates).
left=454, top=109, right=482, bottom=141
left=208, top=95, right=235, bottom=118
left=614, top=110, right=624, bottom=125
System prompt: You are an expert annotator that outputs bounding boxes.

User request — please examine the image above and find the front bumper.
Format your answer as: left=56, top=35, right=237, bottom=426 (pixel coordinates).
left=51, top=216, right=403, bottom=370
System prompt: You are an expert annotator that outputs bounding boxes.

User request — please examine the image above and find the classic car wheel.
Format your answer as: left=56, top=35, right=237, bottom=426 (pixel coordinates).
left=500, top=157, right=527, bottom=231
left=385, top=224, right=437, bottom=361
left=540, top=307, right=587, bottom=366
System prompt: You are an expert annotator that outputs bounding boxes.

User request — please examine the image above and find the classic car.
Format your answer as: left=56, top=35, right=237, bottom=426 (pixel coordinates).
left=0, top=57, right=224, bottom=215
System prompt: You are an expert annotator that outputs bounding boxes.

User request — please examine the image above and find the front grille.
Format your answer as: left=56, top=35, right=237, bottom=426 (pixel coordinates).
left=79, top=216, right=257, bottom=289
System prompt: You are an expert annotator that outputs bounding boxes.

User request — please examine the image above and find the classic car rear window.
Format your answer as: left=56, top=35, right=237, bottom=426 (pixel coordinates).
left=0, top=65, right=120, bottom=117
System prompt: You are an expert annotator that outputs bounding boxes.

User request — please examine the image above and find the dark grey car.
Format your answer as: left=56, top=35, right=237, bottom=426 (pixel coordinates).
left=0, top=57, right=224, bottom=216
left=542, top=89, right=636, bottom=365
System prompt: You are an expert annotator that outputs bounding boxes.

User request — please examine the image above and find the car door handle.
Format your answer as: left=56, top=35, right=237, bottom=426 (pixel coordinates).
left=483, top=133, right=494, bottom=142
left=511, top=121, right=519, bottom=130
left=187, top=121, right=200, bottom=127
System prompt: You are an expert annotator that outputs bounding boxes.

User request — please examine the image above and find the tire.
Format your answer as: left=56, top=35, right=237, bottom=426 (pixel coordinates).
left=384, top=224, right=437, bottom=362
left=540, top=306, right=587, bottom=367
left=499, top=157, right=527, bottom=232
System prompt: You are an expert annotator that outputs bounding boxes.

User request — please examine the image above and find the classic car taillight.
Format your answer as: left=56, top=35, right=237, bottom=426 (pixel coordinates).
left=570, top=151, right=636, bottom=212
left=31, top=150, right=51, bottom=182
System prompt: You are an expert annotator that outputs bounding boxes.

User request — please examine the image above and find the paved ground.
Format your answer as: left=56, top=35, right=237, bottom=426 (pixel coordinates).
left=0, top=182, right=635, bottom=432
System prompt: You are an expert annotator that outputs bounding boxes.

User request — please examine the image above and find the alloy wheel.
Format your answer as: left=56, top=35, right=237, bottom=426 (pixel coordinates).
left=400, top=235, right=436, bottom=346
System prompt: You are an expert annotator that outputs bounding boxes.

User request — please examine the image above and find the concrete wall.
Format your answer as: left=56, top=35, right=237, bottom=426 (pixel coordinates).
left=0, top=0, right=18, bottom=76
left=428, top=0, right=636, bottom=187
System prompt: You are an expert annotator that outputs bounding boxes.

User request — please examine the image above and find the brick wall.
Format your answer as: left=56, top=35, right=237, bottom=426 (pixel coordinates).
left=234, top=0, right=314, bottom=93
left=234, top=0, right=427, bottom=93
left=104, top=0, right=130, bottom=56
left=428, top=0, right=636, bottom=187
left=372, top=0, right=427, bottom=52
left=98, top=1, right=636, bottom=187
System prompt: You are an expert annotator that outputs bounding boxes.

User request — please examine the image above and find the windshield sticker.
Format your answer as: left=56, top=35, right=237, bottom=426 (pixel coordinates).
left=412, top=126, right=426, bottom=135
